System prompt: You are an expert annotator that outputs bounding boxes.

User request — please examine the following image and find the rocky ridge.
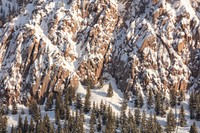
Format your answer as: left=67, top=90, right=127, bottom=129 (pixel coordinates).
left=0, top=0, right=200, bottom=103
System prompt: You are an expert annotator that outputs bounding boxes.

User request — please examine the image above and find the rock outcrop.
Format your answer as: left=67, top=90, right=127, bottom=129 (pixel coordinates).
left=0, top=0, right=199, bottom=103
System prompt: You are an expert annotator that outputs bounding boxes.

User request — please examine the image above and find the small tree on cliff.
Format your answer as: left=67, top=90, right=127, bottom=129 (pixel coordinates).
left=12, top=101, right=18, bottom=115
left=107, top=83, right=114, bottom=97
left=84, top=87, right=91, bottom=113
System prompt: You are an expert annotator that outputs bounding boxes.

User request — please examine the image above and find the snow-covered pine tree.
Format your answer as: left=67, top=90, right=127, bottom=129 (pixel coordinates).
left=135, top=92, right=143, bottom=108
left=140, top=111, right=147, bottom=133
left=169, top=89, right=176, bottom=107
left=179, top=105, right=187, bottom=127
left=190, top=122, right=198, bottom=133
left=134, top=107, right=141, bottom=126
left=11, top=101, right=18, bottom=115
left=76, top=93, right=83, bottom=109
left=17, top=114, right=23, bottom=131
left=84, top=87, right=91, bottom=113
left=147, top=89, right=153, bottom=108
left=107, top=83, right=114, bottom=97
left=23, top=116, right=29, bottom=133
left=165, top=109, right=176, bottom=132
left=29, top=117, right=35, bottom=133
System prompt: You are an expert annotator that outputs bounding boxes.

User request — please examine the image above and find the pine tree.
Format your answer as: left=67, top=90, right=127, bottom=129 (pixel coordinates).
left=76, top=93, right=83, bottom=109
left=63, top=120, right=69, bottom=133
left=178, top=89, right=185, bottom=103
left=169, top=89, right=176, bottom=107
left=43, top=114, right=51, bottom=133
left=23, top=116, right=29, bottom=133
left=45, top=95, right=53, bottom=111
left=155, top=91, right=165, bottom=116
left=134, top=107, right=141, bottom=126
left=68, top=86, right=76, bottom=104
left=135, top=93, right=143, bottom=108
left=105, top=106, right=115, bottom=133
left=89, top=114, right=95, bottom=133
left=147, top=113, right=153, bottom=133
left=36, top=119, right=43, bottom=133
left=195, top=94, right=200, bottom=120
left=128, top=109, right=137, bottom=133
left=179, top=105, right=187, bottom=127
left=107, top=83, right=114, bottom=97
left=29, top=118, right=35, bottom=133
left=64, top=92, right=70, bottom=120
left=18, top=114, right=23, bottom=131
left=0, top=115, right=7, bottom=133
left=189, top=92, right=196, bottom=119
left=55, top=110, right=60, bottom=125
left=11, top=125, right=14, bottom=133
left=84, top=87, right=91, bottom=113
left=29, top=98, right=40, bottom=122
left=12, top=101, right=18, bottom=115
left=190, top=122, right=198, bottom=133
left=96, top=113, right=102, bottom=132
left=140, top=111, right=147, bottom=133
left=165, top=109, right=176, bottom=132
left=121, top=98, right=127, bottom=111
left=147, top=89, right=153, bottom=108
left=21, top=108, right=25, bottom=115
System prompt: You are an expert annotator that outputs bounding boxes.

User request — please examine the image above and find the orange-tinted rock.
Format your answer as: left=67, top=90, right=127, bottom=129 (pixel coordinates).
left=177, top=41, right=185, bottom=53
left=139, top=35, right=156, bottom=53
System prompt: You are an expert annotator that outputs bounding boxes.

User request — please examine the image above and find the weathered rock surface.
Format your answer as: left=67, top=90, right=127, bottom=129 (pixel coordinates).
left=0, top=0, right=200, bottom=103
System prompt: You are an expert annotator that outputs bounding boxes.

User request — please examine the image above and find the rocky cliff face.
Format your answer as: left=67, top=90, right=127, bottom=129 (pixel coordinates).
left=0, top=0, right=200, bottom=104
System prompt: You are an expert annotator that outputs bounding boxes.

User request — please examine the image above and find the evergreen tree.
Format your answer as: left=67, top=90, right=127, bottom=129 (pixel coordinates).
left=179, top=105, right=187, bottom=127
left=68, top=86, right=76, bottom=104
left=64, top=92, right=70, bottom=120
left=29, top=117, right=35, bottom=133
left=195, top=94, right=200, bottom=120
left=128, top=109, right=137, bottom=133
left=105, top=106, right=115, bottom=133
left=147, top=89, right=153, bottom=108
left=0, top=115, right=7, bottom=133
left=29, top=98, right=40, bottom=122
left=134, top=107, right=141, bottom=126
left=147, top=113, right=153, bottom=133
left=96, top=113, right=102, bottom=132
left=107, top=83, right=114, bottom=97
left=45, top=95, right=53, bottom=111
left=76, top=111, right=84, bottom=133
left=169, top=89, right=176, bottom=107
left=189, top=92, right=196, bottom=119
left=155, top=91, right=165, bottom=116
left=43, top=114, right=51, bottom=133
left=165, top=109, right=176, bottom=132
left=190, top=122, right=198, bottom=133
left=12, top=101, right=18, bottom=115
left=36, top=119, right=43, bottom=133
left=140, top=111, right=147, bottom=133
left=63, top=120, right=69, bottom=133
left=76, top=93, right=83, bottom=109
left=11, top=125, right=15, bottom=133
left=55, top=110, right=60, bottom=125
left=21, top=108, right=25, bottom=115
left=121, top=98, right=127, bottom=111
left=178, top=89, right=185, bottom=103
left=135, top=93, right=143, bottom=108
left=18, top=114, right=23, bottom=131
left=23, top=116, right=29, bottom=133
left=84, top=87, right=91, bottom=113
left=89, top=112, right=95, bottom=133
